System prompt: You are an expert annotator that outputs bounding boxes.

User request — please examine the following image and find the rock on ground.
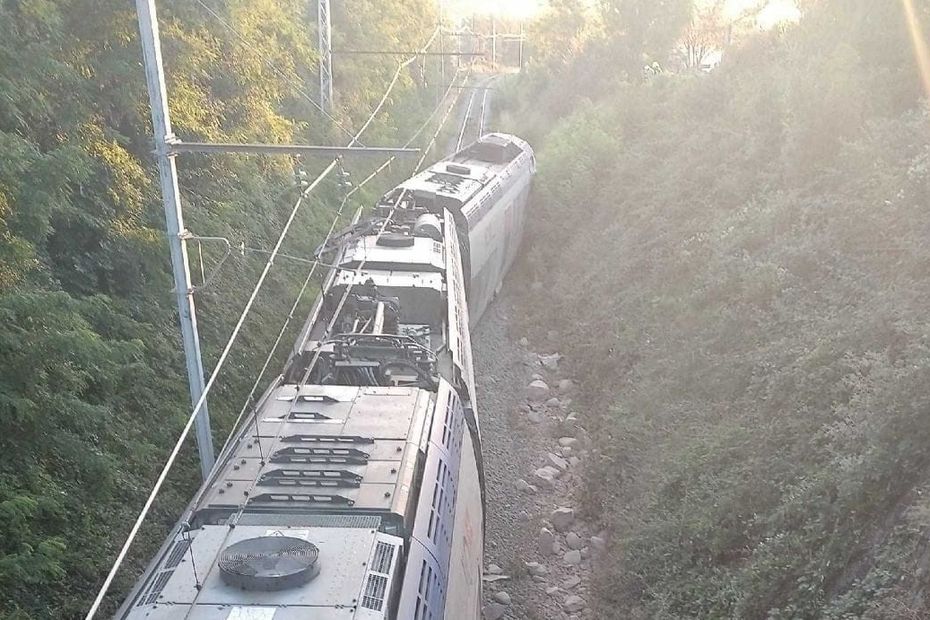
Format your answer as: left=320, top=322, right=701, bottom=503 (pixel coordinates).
left=474, top=298, right=596, bottom=619
left=551, top=506, right=575, bottom=531
left=525, top=379, right=550, bottom=402
left=563, top=595, right=586, bottom=613
left=538, top=527, right=555, bottom=556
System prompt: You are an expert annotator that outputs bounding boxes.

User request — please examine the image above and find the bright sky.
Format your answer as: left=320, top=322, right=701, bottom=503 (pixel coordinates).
left=756, top=0, right=801, bottom=28
left=446, top=0, right=800, bottom=28
left=724, top=0, right=801, bottom=29
left=445, top=0, right=545, bottom=20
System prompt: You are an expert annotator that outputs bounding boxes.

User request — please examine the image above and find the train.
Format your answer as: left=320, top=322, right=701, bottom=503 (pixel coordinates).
left=117, top=132, right=535, bottom=620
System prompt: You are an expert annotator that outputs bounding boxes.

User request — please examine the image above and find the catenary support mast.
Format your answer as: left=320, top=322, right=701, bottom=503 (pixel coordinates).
left=135, top=0, right=215, bottom=479
left=318, top=0, right=334, bottom=113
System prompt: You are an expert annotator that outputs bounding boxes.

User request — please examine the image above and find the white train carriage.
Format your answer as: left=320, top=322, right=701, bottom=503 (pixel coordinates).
left=395, top=133, right=535, bottom=323
left=117, top=134, right=533, bottom=620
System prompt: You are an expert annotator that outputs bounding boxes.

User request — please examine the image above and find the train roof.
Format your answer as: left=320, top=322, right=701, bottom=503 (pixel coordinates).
left=131, top=524, right=403, bottom=619
left=397, top=133, right=533, bottom=205
left=121, top=204, right=475, bottom=619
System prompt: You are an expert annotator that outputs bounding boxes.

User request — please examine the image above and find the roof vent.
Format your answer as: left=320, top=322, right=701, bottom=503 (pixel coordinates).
left=219, top=536, right=320, bottom=591
left=376, top=232, right=415, bottom=248
left=446, top=163, right=471, bottom=175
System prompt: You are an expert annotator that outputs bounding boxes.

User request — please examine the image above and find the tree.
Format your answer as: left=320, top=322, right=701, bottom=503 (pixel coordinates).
left=526, top=0, right=591, bottom=73
left=0, top=0, right=447, bottom=616
left=599, top=0, right=693, bottom=74
left=680, top=0, right=727, bottom=69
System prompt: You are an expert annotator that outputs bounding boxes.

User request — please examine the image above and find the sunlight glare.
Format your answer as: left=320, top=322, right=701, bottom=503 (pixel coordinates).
left=757, top=0, right=801, bottom=30
left=445, top=0, right=545, bottom=20
left=902, top=0, right=930, bottom=104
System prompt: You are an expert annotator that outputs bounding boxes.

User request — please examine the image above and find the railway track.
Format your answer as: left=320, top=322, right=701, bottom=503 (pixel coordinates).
left=453, top=76, right=496, bottom=153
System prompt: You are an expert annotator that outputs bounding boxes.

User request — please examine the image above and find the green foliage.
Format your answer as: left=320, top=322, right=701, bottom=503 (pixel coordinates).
left=514, top=0, right=930, bottom=617
left=0, top=0, right=442, bottom=616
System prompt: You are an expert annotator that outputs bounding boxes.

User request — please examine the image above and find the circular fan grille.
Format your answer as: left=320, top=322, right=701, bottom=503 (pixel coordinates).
left=218, top=536, right=320, bottom=591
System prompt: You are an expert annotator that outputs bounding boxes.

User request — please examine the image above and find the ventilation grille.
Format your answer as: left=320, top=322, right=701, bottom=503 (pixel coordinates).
left=371, top=541, right=396, bottom=574
left=360, top=537, right=401, bottom=614
left=136, top=538, right=189, bottom=607
left=237, top=514, right=381, bottom=529
left=163, top=539, right=190, bottom=569
left=361, top=574, right=389, bottom=611
left=218, top=536, right=320, bottom=591
left=138, top=571, right=171, bottom=606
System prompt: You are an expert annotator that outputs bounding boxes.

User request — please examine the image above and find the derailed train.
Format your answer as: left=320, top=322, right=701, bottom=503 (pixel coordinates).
left=117, top=133, right=535, bottom=619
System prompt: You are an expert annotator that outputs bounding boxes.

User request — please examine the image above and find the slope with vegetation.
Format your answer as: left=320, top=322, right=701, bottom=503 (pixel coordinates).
left=504, top=0, right=930, bottom=617
left=0, top=0, right=442, bottom=616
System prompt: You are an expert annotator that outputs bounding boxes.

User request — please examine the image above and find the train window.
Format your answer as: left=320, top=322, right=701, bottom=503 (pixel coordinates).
left=414, top=560, right=432, bottom=620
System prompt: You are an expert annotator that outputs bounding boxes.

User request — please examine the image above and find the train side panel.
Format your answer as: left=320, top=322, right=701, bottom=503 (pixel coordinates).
left=465, top=166, right=533, bottom=323
left=460, top=134, right=535, bottom=325
left=443, top=430, right=484, bottom=620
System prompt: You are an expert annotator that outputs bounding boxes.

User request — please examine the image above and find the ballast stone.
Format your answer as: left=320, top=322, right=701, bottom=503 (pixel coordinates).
left=525, top=561, right=548, bottom=577
left=483, top=603, right=507, bottom=620
left=538, top=527, right=555, bottom=556
left=534, top=466, right=560, bottom=487
left=526, top=379, right=550, bottom=402
left=563, top=595, right=586, bottom=613
left=551, top=506, right=575, bottom=531
left=563, top=575, right=582, bottom=590
left=539, top=353, right=561, bottom=370
left=547, top=452, right=569, bottom=471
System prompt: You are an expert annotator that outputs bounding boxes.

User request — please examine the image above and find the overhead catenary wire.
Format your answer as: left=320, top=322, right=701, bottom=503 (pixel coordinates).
left=205, top=33, right=460, bottom=452
left=224, top=67, right=469, bottom=475
left=185, top=188, right=411, bottom=615
left=203, top=26, right=453, bottom=446
left=215, top=66, right=468, bottom=460
left=192, top=0, right=359, bottom=144
left=416, top=75, right=469, bottom=172
left=86, top=19, right=459, bottom=618
left=348, top=26, right=441, bottom=146
left=227, top=66, right=470, bottom=464
left=82, top=158, right=339, bottom=620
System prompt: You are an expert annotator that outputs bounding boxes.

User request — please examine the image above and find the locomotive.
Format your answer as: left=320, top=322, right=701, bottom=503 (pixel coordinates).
left=117, top=133, right=535, bottom=619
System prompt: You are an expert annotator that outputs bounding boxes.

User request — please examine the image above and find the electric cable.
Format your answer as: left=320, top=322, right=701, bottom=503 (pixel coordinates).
left=82, top=159, right=338, bottom=620
left=192, top=0, right=359, bottom=144
left=86, top=22, right=469, bottom=619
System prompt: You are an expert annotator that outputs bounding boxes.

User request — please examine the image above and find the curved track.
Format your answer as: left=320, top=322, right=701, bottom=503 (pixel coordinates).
left=452, top=75, right=497, bottom=154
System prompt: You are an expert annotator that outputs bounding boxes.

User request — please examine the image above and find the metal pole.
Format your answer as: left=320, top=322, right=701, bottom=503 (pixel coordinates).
left=438, top=0, right=445, bottom=104
left=491, top=15, right=496, bottom=67
left=135, top=0, right=215, bottom=480
left=318, top=0, right=334, bottom=113
left=519, top=22, right=525, bottom=70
